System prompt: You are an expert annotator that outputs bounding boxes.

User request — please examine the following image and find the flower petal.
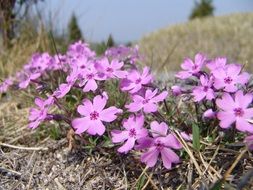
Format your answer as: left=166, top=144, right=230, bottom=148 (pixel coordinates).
left=163, top=134, right=182, bottom=149
left=236, top=118, right=253, bottom=133
left=93, top=95, right=107, bottom=112
left=143, top=103, right=157, bottom=113
left=80, top=99, right=94, bottom=115
left=125, top=101, right=143, bottom=112
left=141, top=147, right=159, bottom=168
left=100, top=107, right=121, bottom=122
left=72, top=117, right=90, bottom=134
left=216, top=93, right=235, bottom=111
left=235, top=91, right=252, bottom=109
left=118, top=138, right=135, bottom=153
left=111, top=59, right=124, bottom=69
left=87, top=120, right=106, bottom=136
left=151, top=121, right=168, bottom=137
left=83, top=79, right=98, bottom=92
left=161, top=148, right=180, bottom=169
left=111, top=130, right=129, bottom=143
left=151, top=91, right=168, bottom=102
left=217, top=111, right=235, bottom=129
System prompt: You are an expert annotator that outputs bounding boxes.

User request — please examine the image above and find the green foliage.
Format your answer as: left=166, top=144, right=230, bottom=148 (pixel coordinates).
left=94, top=41, right=107, bottom=55
left=136, top=174, right=147, bottom=190
left=192, top=123, right=200, bottom=151
left=68, top=13, right=83, bottom=43
left=189, top=0, right=214, bottom=20
left=49, top=125, right=61, bottom=140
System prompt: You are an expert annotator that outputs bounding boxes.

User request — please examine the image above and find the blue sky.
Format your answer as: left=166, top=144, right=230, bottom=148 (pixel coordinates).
left=38, top=0, right=253, bottom=42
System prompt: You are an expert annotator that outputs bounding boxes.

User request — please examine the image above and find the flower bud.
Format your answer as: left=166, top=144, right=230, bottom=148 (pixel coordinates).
left=203, top=109, right=216, bottom=119
left=171, top=85, right=182, bottom=96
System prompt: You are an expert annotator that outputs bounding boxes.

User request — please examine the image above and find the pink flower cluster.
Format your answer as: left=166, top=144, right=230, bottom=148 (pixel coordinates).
left=0, top=41, right=184, bottom=169
left=2, top=42, right=252, bottom=171
left=175, top=53, right=253, bottom=149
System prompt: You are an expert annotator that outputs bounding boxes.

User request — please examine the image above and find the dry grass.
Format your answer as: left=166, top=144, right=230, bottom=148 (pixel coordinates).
left=0, top=22, right=52, bottom=78
left=139, top=13, right=253, bottom=74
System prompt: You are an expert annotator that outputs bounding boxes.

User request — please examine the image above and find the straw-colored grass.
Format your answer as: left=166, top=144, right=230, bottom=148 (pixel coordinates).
left=0, top=23, right=52, bottom=78
left=139, top=13, right=253, bottom=73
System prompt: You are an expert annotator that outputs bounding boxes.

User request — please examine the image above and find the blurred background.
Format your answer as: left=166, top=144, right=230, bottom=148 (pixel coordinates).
left=1, top=0, right=253, bottom=77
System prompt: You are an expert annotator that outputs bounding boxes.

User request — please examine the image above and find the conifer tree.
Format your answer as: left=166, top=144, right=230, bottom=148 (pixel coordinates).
left=106, top=34, right=115, bottom=47
left=68, top=13, right=83, bottom=43
left=189, top=0, right=214, bottom=20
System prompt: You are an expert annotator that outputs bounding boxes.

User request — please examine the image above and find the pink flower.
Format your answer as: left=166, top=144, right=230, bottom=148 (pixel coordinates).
left=111, top=114, right=148, bottom=153
left=105, top=45, right=140, bottom=64
left=0, top=78, right=13, bottom=93
left=23, top=53, right=52, bottom=73
left=192, top=75, right=214, bottom=102
left=176, top=53, right=206, bottom=79
left=67, top=41, right=95, bottom=59
left=137, top=121, right=182, bottom=169
left=203, top=109, right=216, bottom=119
left=53, top=83, right=72, bottom=99
left=126, top=89, right=168, bottom=113
left=171, top=85, right=182, bottom=96
left=216, top=91, right=253, bottom=133
left=97, top=58, right=127, bottom=79
left=105, top=45, right=131, bottom=59
left=72, top=94, right=122, bottom=135
left=28, top=97, right=49, bottom=129
left=121, top=67, right=153, bottom=93
left=19, top=73, right=41, bottom=89
left=206, top=57, right=227, bottom=71
left=180, top=132, right=192, bottom=141
left=79, top=63, right=106, bottom=92
left=212, top=64, right=250, bottom=92
left=244, top=135, right=253, bottom=150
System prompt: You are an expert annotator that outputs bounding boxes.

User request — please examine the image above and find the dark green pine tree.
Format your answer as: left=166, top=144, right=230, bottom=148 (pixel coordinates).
left=189, top=0, right=214, bottom=20
left=106, top=34, right=115, bottom=47
left=68, top=13, right=83, bottom=43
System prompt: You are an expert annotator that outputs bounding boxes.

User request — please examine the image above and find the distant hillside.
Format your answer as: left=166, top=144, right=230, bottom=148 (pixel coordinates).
left=139, top=13, right=253, bottom=74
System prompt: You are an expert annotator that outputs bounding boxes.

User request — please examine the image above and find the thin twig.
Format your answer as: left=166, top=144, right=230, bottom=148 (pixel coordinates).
left=202, top=144, right=220, bottom=178
left=174, top=130, right=202, bottom=175
left=130, top=166, right=149, bottom=190
left=0, top=142, right=48, bottom=151
left=0, top=167, right=21, bottom=177
left=224, top=148, right=247, bottom=180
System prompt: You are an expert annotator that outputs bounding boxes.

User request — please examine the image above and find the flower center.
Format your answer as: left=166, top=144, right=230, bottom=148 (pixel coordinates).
left=142, top=99, right=149, bottom=104
left=129, top=128, right=137, bottom=137
left=224, top=76, right=233, bottom=84
left=90, top=111, right=99, bottom=120
left=80, top=65, right=86, bottom=69
left=87, top=73, right=94, bottom=79
left=135, top=78, right=142, bottom=84
left=233, top=108, right=244, bottom=117
left=203, top=86, right=209, bottom=92
left=192, top=64, right=198, bottom=70
left=155, top=140, right=165, bottom=151
left=37, top=109, right=46, bottom=121
left=106, top=67, right=113, bottom=73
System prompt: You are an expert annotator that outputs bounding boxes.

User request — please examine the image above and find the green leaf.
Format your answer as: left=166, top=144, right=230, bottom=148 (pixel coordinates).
left=192, top=123, right=200, bottom=151
left=136, top=174, right=146, bottom=190
left=209, top=179, right=224, bottom=190
left=49, top=126, right=61, bottom=140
